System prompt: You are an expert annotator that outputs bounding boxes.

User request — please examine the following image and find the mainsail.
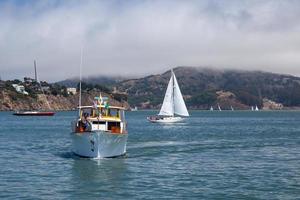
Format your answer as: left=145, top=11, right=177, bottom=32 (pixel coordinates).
left=158, top=70, right=189, bottom=117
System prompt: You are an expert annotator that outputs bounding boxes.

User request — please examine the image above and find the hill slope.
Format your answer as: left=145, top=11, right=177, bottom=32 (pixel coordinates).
left=116, top=67, right=300, bottom=109
left=56, top=76, right=127, bottom=87
left=0, top=79, right=129, bottom=111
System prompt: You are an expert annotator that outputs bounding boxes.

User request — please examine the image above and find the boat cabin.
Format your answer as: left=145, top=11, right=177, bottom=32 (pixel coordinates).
left=75, top=105, right=126, bottom=134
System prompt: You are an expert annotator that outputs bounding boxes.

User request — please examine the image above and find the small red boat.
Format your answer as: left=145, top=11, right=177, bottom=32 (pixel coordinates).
left=13, top=111, right=55, bottom=116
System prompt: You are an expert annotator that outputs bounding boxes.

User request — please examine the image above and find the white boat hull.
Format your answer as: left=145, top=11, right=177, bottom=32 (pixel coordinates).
left=71, top=131, right=128, bottom=158
left=147, top=116, right=184, bottom=123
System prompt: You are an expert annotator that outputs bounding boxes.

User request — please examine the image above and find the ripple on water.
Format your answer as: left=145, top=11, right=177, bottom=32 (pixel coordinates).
left=0, top=111, right=300, bottom=199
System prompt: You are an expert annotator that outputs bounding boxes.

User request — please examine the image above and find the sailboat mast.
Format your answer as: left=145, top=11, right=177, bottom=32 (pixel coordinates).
left=34, top=60, right=52, bottom=110
left=172, top=69, right=175, bottom=117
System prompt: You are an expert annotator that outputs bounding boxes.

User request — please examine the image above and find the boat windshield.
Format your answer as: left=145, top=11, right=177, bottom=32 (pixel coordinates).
left=80, top=107, right=122, bottom=119
left=81, top=108, right=93, bottom=118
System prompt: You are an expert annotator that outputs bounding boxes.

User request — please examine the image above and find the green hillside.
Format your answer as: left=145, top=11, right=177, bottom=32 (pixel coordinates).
left=115, top=67, right=300, bottom=109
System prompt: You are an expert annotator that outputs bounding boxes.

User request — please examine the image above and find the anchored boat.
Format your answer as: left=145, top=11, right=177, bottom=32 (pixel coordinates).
left=13, top=111, right=55, bottom=116
left=71, top=95, right=128, bottom=158
left=147, top=69, right=189, bottom=123
left=13, top=60, right=55, bottom=116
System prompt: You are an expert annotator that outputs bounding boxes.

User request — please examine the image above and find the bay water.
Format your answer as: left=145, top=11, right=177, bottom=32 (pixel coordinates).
left=0, top=111, right=299, bottom=199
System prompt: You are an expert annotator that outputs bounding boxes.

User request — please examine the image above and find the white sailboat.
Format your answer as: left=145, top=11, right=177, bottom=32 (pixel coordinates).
left=217, top=103, right=222, bottom=111
left=131, top=106, right=138, bottom=111
left=255, top=105, right=259, bottom=111
left=210, top=106, right=214, bottom=111
left=231, top=105, right=234, bottom=111
left=251, top=106, right=254, bottom=111
left=147, top=69, right=189, bottom=123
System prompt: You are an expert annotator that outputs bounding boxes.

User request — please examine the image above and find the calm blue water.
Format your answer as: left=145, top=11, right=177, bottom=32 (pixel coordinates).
left=0, top=111, right=299, bottom=199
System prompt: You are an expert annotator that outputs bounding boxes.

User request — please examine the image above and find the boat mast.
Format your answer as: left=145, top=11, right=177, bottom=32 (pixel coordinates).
left=79, top=47, right=83, bottom=115
left=35, top=60, right=52, bottom=110
left=172, top=69, right=175, bottom=117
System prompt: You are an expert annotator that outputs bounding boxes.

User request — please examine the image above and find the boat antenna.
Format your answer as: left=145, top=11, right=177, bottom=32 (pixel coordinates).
left=79, top=47, right=83, bottom=115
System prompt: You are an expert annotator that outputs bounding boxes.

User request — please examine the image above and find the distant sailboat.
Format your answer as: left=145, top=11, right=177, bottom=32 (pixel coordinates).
left=217, top=103, right=222, bottom=111
left=255, top=105, right=259, bottom=111
left=147, top=69, right=189, bottom=123
left=251, top=106, right=254, bottom=111
left=210, top=106, right=214, bottom=111
left=131, top=106, right=138, bottom=111
left=231, top=105, right=234, bottom=111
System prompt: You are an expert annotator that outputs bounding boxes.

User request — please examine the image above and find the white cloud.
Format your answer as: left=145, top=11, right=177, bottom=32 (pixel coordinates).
left=0, top=0, right=300, bottom=81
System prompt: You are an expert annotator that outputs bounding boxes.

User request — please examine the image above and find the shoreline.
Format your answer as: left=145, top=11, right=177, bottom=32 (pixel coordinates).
left=2, top=108, right=300, bottom=112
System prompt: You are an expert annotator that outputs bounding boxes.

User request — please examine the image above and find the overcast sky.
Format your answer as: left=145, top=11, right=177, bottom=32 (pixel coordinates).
left=0, top=0, right=300, bottom=82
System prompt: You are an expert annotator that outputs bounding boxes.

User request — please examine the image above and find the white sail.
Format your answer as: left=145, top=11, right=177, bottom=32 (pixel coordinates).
left=173, top=72, right=189, bottom=116
left=218, top=104, right=222, bottom=111
left=158, top=75, right=174, bottom=116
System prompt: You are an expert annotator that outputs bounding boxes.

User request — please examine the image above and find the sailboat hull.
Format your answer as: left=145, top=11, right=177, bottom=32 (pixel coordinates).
left=71, top=131, right=128, bottom=158
left=147, top=116, right=184, bottom=123
left=13, top=111, right=55, bottom=116
left=149, top=70, right=189, bottom=123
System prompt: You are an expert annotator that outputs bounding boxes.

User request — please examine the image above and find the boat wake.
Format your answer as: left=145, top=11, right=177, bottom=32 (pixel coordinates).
left=128, top=140, right=200, bottom=149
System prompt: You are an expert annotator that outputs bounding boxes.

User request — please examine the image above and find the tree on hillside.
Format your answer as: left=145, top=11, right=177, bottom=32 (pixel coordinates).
left=76, top=82, right=111, bottom=93
left=186, top=91, right=217, bottom=106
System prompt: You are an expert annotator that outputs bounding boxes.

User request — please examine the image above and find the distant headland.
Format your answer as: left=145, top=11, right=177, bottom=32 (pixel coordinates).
left=1, top=66, right=300, bottom=111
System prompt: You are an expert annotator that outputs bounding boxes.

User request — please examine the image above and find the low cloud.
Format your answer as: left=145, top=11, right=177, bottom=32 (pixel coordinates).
left=0, top=0, right=300, bottom=81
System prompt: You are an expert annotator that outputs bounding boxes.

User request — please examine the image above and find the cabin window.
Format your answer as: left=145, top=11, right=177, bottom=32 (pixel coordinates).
left=81, top=108, right=92, bottom=118
left=108, top=109, right=119, bottom=118
left=92, top=108, right=100, bottom=117
left=92, top=121, right=106, bottom=125
left=107, top=122, right=120, bottom=130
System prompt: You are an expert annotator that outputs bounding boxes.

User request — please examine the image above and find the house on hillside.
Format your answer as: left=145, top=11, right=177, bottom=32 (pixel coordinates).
left=112, top=86, right=127, bottom=95
left=67, top=87, right=77, bottom=95
left=39, top=81, right=50, bottom=93
left=41, top=86, right=50, bottom=93
left=12, top=84, right=29, bottom=95
left=23, top=77, right=40, bottom=92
